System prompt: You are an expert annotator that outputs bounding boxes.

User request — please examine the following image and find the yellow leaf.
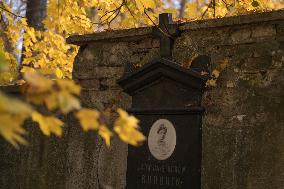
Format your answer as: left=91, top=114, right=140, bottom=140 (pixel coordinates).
left=58, top=91, right=81, bottom=114
left=212, top=69, right=220, bottom=78
left=0, top=114, right=28, bottom=148
left=26, top=27, right=37, bottom=43
left=185, top=3, right=198, bottom=18
left=144, top=0, right=155, bottom=9
left=114, top=108, right=145, bottom=146
left=75, top=108, right=101, bottom=131
left=0, top=42, right=8, bottom=72
left=135, top=0, right=144, bottom=12
left=55, top=68, right=63, bottom=79
left=219, top=59, right=229, bottom=70
left=56, top=79, right=81, bottom=95
left=44, top=92, right=58, bottom=111
left=0, top=92, right=32, bottom=148
left=206, top=69, right=220, bottom=87
left=23, top=69, right=53, bottom=93
left=0, top=91, right=33, bottom=116
left=32, top=112, right=64, bottom=137
left=206, top=79, right=217, bottom=87
left=98, top=125, right=113, bottom=146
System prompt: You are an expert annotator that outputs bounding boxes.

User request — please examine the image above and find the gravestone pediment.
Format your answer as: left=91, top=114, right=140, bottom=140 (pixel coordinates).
left=118, top=13, right=210, bottom=189
left=118, top=58, right=208, bottom=95
left=118, top=56, right=210, bottom=189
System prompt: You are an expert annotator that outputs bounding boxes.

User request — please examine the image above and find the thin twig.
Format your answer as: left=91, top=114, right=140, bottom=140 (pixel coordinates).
left=99, top=0, right=125, bottom=21
left=107, top=7, right=121, bottom=27
left=201, top=0, right=213, bottom=18
left=72, top=15, right=102, bottom=25
left=102, top=8, right=119, bottom=24
left=0, top=6, right=26, bottom=18
left=143, top=8, right=173, bottom=39
left=125, top=2, right=136, bottom=25
left=100, top=0, right=125, bottom=23
left=213, top=0, right=216, bottom=17
left=221, top=0, right=231, bottom=11
left=100, top=8, right=119, bottom=21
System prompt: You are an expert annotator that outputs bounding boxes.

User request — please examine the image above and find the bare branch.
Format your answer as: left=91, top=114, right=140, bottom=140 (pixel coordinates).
left=71, top=15, right=102, bottom=25
left=0, top=5, right=26, bottom=18
left=125, top=2, right=136, bottom=22
left=100, top=0, right=125, bottom=23
left=201, top=0, right=213, bottom=18
left=143, top=8, right=174, bottom=39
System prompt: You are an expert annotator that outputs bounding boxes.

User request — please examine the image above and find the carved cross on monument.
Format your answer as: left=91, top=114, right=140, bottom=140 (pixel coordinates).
left=153, top=13, right=179, bottom=60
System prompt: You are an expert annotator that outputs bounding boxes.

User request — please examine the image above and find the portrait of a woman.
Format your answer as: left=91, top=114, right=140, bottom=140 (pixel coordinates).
left=148, top=119, right=176, bottom=160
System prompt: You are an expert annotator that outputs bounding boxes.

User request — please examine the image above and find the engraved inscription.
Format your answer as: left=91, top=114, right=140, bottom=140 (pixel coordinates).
left=137, top=163, right=186, bottom=187
left=140, top=175, right=183, bottom=187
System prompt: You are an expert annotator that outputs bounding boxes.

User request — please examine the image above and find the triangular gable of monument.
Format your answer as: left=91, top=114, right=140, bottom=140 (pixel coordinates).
left=117, top=58, right=208, bottom=95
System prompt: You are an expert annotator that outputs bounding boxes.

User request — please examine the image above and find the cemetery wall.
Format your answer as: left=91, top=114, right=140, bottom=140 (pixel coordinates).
left=1, top=10, right=284, bottom=189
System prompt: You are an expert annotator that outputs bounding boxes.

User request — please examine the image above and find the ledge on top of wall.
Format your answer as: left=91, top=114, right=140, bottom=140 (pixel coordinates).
left=67, top=9, right=284, bottom=46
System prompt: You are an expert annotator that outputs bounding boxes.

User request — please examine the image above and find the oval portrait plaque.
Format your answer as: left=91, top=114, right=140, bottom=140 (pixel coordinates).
left=148, top=119, right=176, bottom=160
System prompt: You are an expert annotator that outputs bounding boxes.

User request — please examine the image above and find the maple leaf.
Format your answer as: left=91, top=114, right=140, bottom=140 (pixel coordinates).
left=185, top=3, right=198, bottom=18
left=0, top=92, right=33, bottom=148
left=75, top=108, right=101, bottom=131
left=114, top=108, right=146, bottom=146
left=57, top=91, right=81, bottom=114
left=32, top=112, right=64, bottom=137
left=98, top=125, right=113, bottom=147
left=56, top=79, right=81, bottom=95
left=0, top=114, right=28, bottom=148
left=1, top=0, right=282, bottom=149
left=206, top=69, right=220, bottom=87
left=0, top=41, right=8, bottom=72
left=23, top=68, right=53, bottom=93
left=55, top=68, right=64, bottom=79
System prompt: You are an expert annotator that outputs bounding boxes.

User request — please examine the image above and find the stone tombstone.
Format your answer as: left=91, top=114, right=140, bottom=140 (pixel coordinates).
left=118, top=13, right=210, bottom=189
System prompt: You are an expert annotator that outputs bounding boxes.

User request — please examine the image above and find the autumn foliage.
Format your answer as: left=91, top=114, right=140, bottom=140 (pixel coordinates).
left=0, top=0, right=283, bottom=147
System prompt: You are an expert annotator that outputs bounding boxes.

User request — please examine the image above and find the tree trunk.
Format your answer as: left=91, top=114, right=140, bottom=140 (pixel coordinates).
left=25, top=0, right=47, bottom=30
left=179, top=0, right=187, bottom=18
left=0, top=2, right=17, bottom=56
left=20, top=0, right=47, bottom=66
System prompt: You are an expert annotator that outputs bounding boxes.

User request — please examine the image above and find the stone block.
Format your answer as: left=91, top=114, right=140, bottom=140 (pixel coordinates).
left=251, top=41, right=279, bottom=57
left=243, top=56, right=273, bottom=71
left=73, top=56, right=95, bottom=79
left=90, top=90, right=122, bottom=104
left=78, top=79, right=100, bottom=89
left=100, top=78, right=118, bottom=88
left=231, top=28, right=252, bottom=44
left=92, top=67, right=124, bottom=79
left=276, top=23, right=284, bottom=35
left=252, top=25, right=276, bottom=38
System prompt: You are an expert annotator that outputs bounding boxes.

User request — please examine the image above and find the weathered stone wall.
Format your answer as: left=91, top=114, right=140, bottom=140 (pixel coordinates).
left=1, top=10, right=283, bottom=189
left=70, top=10, right=284, bottom=189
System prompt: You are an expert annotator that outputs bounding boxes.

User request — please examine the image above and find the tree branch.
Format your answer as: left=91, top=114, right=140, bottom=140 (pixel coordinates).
left=143, top=8, right=174, bottom=39
left=0, top=6, right=26, bottom=18
left=0, top=3, right=18, bottom=58
left=201, top=0, right=213, bottom=18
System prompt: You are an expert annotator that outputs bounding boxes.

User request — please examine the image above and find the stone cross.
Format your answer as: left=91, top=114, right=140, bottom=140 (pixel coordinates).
left=153, top=13, right=179, bottom=59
